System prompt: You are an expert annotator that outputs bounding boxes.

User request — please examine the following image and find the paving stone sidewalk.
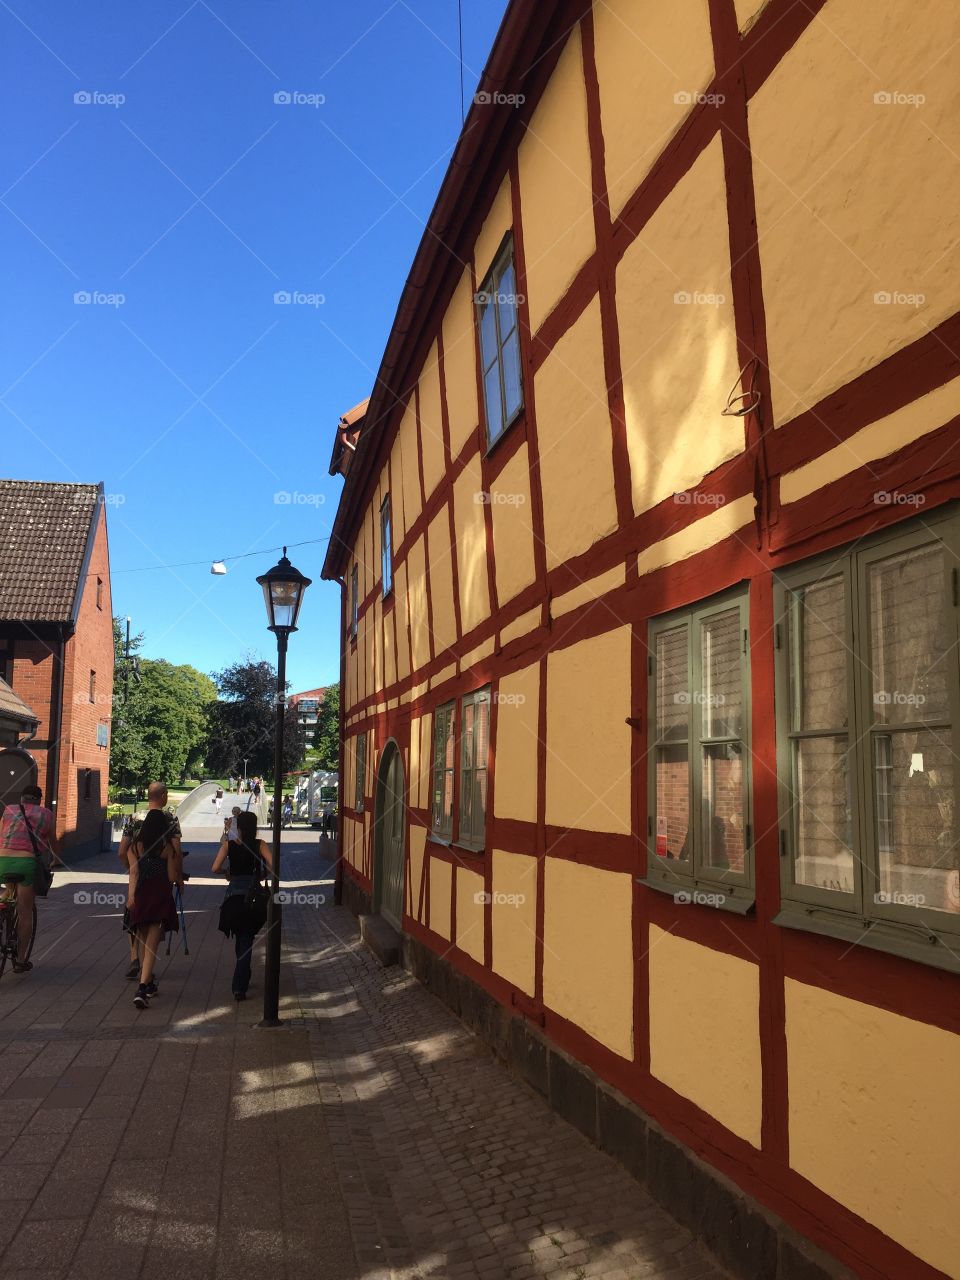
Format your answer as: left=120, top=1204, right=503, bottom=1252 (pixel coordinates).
left=0, top=835, right=730, bottom=1280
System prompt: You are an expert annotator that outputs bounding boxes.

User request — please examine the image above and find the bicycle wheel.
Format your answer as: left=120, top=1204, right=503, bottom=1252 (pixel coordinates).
left=25, top=900, right=38, bottom=962
left=0, top=903, right=16, bottom=981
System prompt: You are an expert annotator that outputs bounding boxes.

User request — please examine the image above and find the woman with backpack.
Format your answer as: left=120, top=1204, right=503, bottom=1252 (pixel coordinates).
left=127, top=807, right=182, bottom=1009
left=212, top=809, right=273, bottom=1002
left=0, top=784, right=57, bottom=973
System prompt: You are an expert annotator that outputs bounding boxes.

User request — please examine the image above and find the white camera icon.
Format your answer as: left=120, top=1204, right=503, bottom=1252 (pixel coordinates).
left=673, top=890, right=692, bottom=905
left=74, top=890, right=91, bottom=905
left=273, top=889, right=291, bottom=904
left=274, top=91, right=292, bottom=105
left=74, top=91, right=92, bottom=105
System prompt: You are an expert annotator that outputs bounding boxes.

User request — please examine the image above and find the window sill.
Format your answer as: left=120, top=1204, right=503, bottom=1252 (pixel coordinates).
left=774, top=903, right=960, bottom=974
left=452, top=842, right=485, bottom=860
left=637, top=874, right=755, bottom=916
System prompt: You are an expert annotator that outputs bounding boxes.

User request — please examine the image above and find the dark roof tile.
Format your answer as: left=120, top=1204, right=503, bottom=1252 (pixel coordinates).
left=0, top=480, right=100, bottom=623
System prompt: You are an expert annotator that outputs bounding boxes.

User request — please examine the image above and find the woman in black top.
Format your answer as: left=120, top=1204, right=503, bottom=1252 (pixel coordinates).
left=212, top=810, right=273, bottom=1001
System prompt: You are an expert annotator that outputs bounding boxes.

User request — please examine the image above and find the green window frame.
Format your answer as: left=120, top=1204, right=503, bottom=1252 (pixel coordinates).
left=476, top=235, right=523, bottom=449
left=458, top=686, right=491, bottom=850
left=644, top=589, right=754, bottom=912
left=774, top=511, right=960, bottom=971
left=355, top=732, right=367, bottom=812
left=431, top=703, right=455, bottom=840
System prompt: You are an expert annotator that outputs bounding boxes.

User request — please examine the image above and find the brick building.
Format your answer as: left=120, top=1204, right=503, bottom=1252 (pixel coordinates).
left=288, top=686, right=328, bottom=749
left=0, top=480, right=114, bottom=856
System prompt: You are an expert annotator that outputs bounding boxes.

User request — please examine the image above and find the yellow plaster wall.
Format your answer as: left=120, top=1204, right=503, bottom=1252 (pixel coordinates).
left=636, top=493, right=754, bottom=577
left=493, top=663, right=540, bottom=823
left=734, top=0, right=768, bottom=32
left=551, top=564, right=625, bottom=619
left=409, top=715, right=421, bottom=807
left=443, top=267, right=479, bottom=459
left=648, top=927, right=762, bottom=1147
left=490, top=444, right=536, bottom=604
left=460, top=634, right=495, bottom=671
left=419, top=712, right=432, bottom=813
left=593, top=0, right=715, bottom=217
left=408, top=824, right=427, bottom=921
left=398, top=402, right=422, bottom=538
left=430, top=856, right=453, bottom=940
left=750, top=0, right=960, bottom=426
left=455, top=867, right=486, bottom=963
left=618, top=137, right=743, bottom=515
left=383, top=606, right=397, bottom=691
left=452, top=454, right=491, bottom=636
left=542, top=859, right=633, bottom=1058
left=786, top=979, right=960, bottom=1276
left=394, top=559, right=410, bottom=683
left=407, top=536, right=431, bottom=672
left=517, top=25, right=595, bottom=334
left=499, top=604, right=541, bottom=647
left=546, top=626, right=632, bottom=833
left=372, top=595, right=383, bottom=693
left=536, top=297, right=619, bottom=569
left=491, top=849, right=538, bottom=995
left=427, top=506, right=457, bottom=656
left=419, top=342, right=446, bottom=503
left=781, top=374, right=960, bottom=505
left=474, top=173, right=514, bottom=287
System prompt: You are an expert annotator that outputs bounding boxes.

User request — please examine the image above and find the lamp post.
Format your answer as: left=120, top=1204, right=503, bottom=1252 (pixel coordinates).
left=256, top=548, right=311, bottom=1027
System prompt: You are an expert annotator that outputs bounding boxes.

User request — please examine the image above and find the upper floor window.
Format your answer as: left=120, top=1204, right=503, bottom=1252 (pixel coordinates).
left=96, top=577, right=103, bottom=610
left=775, top=513, right=960, bottom=969
left=355, top=732, right=367, bottom=811
left=89, top=670, right=96, bottom=704
left=647, top=590, right=753, bottom=911
left=350, top=564, right=359, bottom=640
left=430, top=687, right=491, bottom=850
left=477, top=235, right=523, bottom=448
left=380, top=495, right=393, bottom=598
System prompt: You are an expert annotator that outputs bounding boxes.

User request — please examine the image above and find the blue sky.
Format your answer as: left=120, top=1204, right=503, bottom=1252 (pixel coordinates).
left=1, top=0, right=509, bottom=691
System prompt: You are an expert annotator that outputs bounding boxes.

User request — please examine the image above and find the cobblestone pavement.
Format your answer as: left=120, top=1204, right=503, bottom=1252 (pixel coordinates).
left=0, top=834, right=730, bottom=1280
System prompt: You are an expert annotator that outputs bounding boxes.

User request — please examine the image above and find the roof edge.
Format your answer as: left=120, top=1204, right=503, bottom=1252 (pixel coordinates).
left=70, top=481, right=104, bottom=624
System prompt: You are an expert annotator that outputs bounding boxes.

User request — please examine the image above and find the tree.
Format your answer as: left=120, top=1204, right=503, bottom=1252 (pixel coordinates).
left=110, top=618, right=146, bottom=789
left=312, top=683, right=340, bottom=770
left=205, top=658, right=306, bottom=782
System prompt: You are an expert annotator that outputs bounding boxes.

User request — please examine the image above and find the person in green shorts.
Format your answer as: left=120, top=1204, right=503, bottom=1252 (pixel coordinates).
left=0, top=784, right=58, bottom=972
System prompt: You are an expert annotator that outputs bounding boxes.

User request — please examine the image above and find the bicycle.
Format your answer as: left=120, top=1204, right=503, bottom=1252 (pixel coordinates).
left=0, top=873, right=38, bottom=981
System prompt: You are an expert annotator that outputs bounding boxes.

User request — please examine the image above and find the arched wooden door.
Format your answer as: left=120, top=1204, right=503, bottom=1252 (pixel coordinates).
left=373, top=741, right=405, bottom=929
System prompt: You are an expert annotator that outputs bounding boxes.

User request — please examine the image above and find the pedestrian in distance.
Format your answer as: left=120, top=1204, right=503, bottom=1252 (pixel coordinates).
left=214, top=785, right=224, bottom=815
left=0, top=784, right=58, bottom=973
left=227, top=806, right=241, bottom=841
left=127, top=807, right=183, bottom=1009
left=118, top=782, right=182, bottom=978
left=212, top=810, right=273, bottom=1002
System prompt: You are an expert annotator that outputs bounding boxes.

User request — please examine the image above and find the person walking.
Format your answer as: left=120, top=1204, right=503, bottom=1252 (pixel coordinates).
left=118, top=782, right=181, bottom=979
left=214, top=785, right=224, bottom=815
left=127, top=807, right=182, bottom=1009
left=211, top=810, right=273, bottom=1001
left=0, top=784, right=58, bottom=973
left=227, top=806, right=241, bottom=841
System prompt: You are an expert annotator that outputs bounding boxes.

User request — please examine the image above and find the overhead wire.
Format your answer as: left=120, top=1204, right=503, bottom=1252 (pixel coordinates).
left=111, top=534, right=331, bottom=574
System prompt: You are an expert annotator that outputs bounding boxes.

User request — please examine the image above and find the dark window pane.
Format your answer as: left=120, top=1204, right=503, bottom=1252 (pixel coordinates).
left=655, top=744, right=689, bottom=862
left=874, top=727, right=959, bottom=915
left=701, top=608, right=741, bottom=739
left=793, top=734, right=855, bottom=892
left=655, top=625, right=688, bottom=743
left=788, top=576, right=846, bottom=731
left=869, top=543, right=950, bottom=724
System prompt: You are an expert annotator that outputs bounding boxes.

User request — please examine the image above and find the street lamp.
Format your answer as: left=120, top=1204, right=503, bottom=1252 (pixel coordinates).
left=256, top=548, right=311, bottom=1027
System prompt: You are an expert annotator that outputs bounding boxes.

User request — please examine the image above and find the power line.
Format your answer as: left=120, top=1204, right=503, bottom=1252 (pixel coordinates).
left=112, top=534, right=331, bottom=575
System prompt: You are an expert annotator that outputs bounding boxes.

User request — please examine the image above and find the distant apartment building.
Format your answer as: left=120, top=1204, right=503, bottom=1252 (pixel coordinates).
left=0, top=480, right=114, bottom=856
left=323, top=3, right=960, bottom=1278
left=288, top=687, right=328, bottom=748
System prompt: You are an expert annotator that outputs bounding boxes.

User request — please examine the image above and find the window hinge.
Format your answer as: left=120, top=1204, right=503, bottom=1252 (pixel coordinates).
left=774, top=622, right=782, bottom=650
left=779, top=829, right=788, bottom=858
left=625, top=715, right=641, bottom=730
left=953, top=567, right=959, bottom=608
left=743, top=628, right=748, bottom=655
left=647, top=815, right=654, bottom=837
left=746, top=823, right=753, bottom=848
left=647, top=655, right=654, bottom=676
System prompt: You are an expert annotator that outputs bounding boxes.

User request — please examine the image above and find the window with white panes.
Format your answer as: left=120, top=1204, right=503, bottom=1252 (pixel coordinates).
left=476, top=236, right=523, bottom=448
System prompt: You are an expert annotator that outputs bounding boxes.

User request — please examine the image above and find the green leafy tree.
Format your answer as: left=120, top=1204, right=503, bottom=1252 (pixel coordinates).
left=110, top=618, right=146, bottom=789
left=312, top=683, right=340, bottom=770
left=205, top=659, right=305, bottom=782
